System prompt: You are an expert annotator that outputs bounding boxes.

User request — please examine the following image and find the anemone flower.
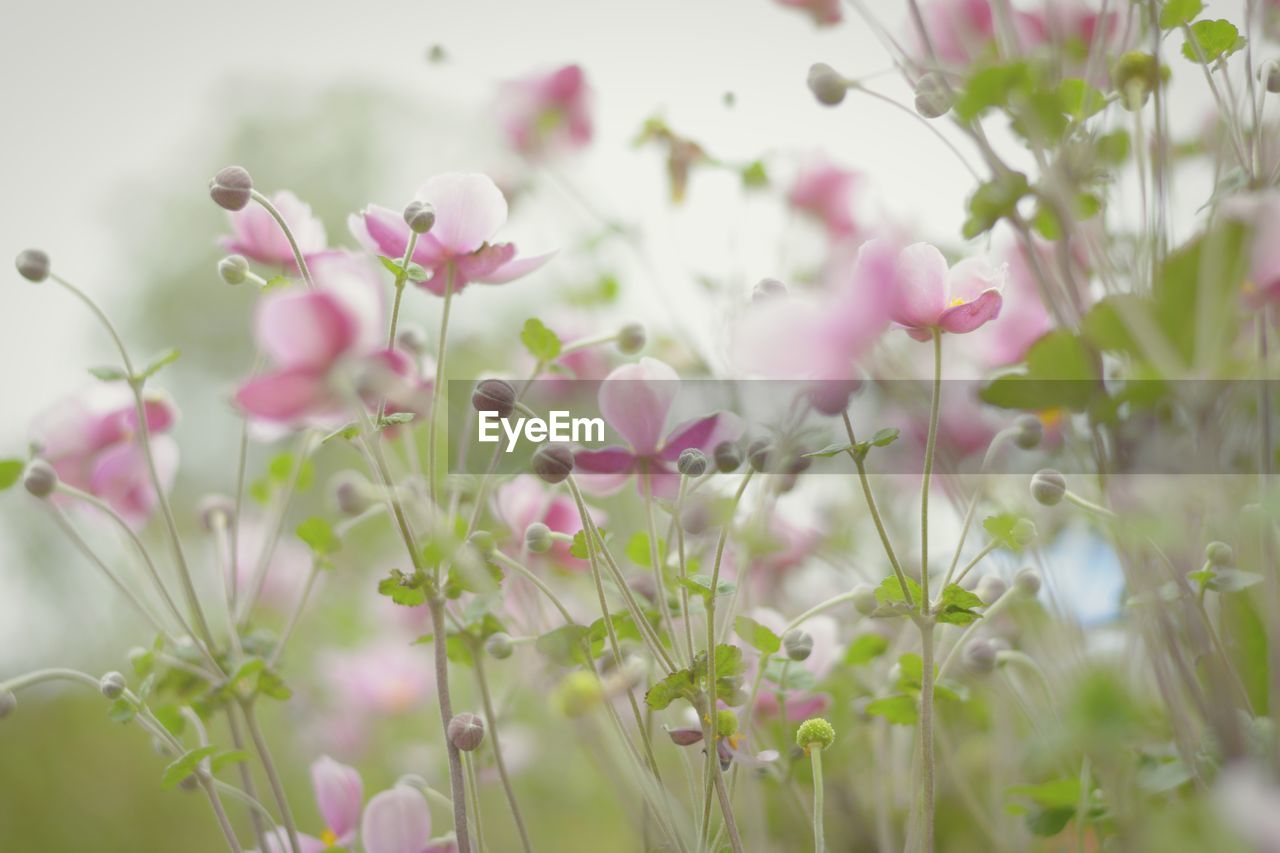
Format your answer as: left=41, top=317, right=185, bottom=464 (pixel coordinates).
left=889, top=242, right=1004, bottom=341
left=1224, top=192, right=1280, bottom=307
left=492, top=474, right=602, bottom=565
left=220, top=190, right=329, bottom=269
left=349, top=172, right=553, bottom=296
left=252, top=756, right=362, bottom=853
left=362, top=786, right=458, bottom=853
left=787, top=157, right=863, bottom=240
left=497, top=64, right=593, bottom=159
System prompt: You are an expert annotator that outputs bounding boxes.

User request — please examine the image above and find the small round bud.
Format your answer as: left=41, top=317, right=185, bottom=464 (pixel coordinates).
left=403, top=200, right=437, bottom=234
left=796, top=717, right=836, bottom=750
left=715, top=709, right=739, bottom=738
left=965, top=639, right=998, bottom=674
left=783, top=629, right=813, bottom=662
left=975, top=575, right=1008, bottom=604
left=99, top=671, right=127, bottom=699
left=178, top=775, right=200, bottom=792
left=0, top=689, right=15, bottom=718
left=1014, top=567, right=1042, bottom=597
left=806, top=379, right=860, bottom=416
left=485, top=632, right=514, bottom=660
left=1206, top=541, right=1235, bottom=567
left=1030, top=469, right=1067, bottom=506
left=218, top=255, right=250, bottom=286
left=713, top=442, right=742, bottom=473
left=472, top=378, right=516, bottom=420
left=851, top=584, right=878, bottom=616
left=209, top=166, right=253, bottom=212
left=15, top=249, right=50, bottom=283
left=396, top=326, right=428, bottom=356
left=197, top=494, right=235, bottom=531
left=914, top=72, right=954, bottom=119
left=468, top=530, right=495, bottom=557
left=752, top=278, right=788, bottom=301
left=554, top=671, right=603, bottom=717
left=525, top=522, right=554, bottom=554
left=22, top=460, right=57, bottom=498
left=747, top=438, right=772, bottom=472
left=447, top=713, right=485, bottom=751
left=397, top=773, right=428, bottom=790
left=807, top=63, right=848, bottom=106
left=1012, top=415, right=1043, bottom=450
left=531, top=443, right=574, bottom=484
left=1112, top=51, right=1165, bottom=109
left=1011, top=518, right=1037, bottom=548
left=1264, top=60, right=1280, bottom=94
left=617, top=323, right=646, bottom=355
left=333, top=474, right=371, bottom=517
left=677, top=448, right=708, bottom=477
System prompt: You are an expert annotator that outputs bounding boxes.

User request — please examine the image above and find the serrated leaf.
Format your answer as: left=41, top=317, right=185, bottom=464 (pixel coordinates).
left=712, top=643, right=746, bottom=678
left=296, top=517, right=341, bottom=556
left=377, top=570, right=427, bottom=606
left=0, top=459, right=24, bottom=491
left=875, top=575, right=921, bottom=606
left=734, top=616, right=781, bottom=655
left=983, top=514, right=1025, bottom=551
left=936, top=583, right=984, bottom=625
left=1181, top=19, right=1244, bottom=63
left=1160, top=0, right=1203, bottom=28
left=520, top=318, right=562, bottom=362
left=625, top=531, right=664, bottom=567
left=161, top=745, right=219, bottom=789
left=645, top=667, right=696, bottom=710
left=865, top=694, right=918, bottom=725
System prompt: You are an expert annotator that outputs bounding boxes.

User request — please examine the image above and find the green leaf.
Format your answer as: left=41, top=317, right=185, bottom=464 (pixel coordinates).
left=1008, top=777, right=1082, bottom=809
left=1160, top=0, right=1203, bottom=28
left=88, top=365, right=129, bottom=382
left=1096, top=129, right=1130, bottom=165
left=869, top=427, right=900, bottom=447
left=844, top=633, right=889, bottom=666
left=954, top=62, right=1032, bottom=121
left=678, top=575, right=735, bottom=599
left=1181, top=19, right=1245, bottom=63
left=734, top=616, right=782, bottom=655
left=764, top=659, right=817, bottom=691
left=1026, top=808, right=1075, bottom=837
left=295, top=517, right=341, bottom=556
left=865, top=694, right=918, bottom=725
left=1207, top=569, right=1264, bottom=593
left=802, top=442, right=857, bottom=459
left=712, top=643, right=746, bottom=678
left=937, top=583, right=985, bottom=625
left=0, top=459, right=24, bottom=491
left=980, top=329, right=1098, bottom=412
left=625, top=532, right=664, bottom=567
left=645, top=667, right=697, bottom=710
left=740, top=160, right=769, bottom=189
left=568, top=528, right=606, bottom=560
left=982, top=514, right=1029, bottom=552
left=161, top=745, right=219, bottom=789
left=963, top=171, right=1030, bottom=239
left=210, top=750, right=251, bottom=774
left=257, top=669, right=292, bottom=701
left=139, top=348, right=180, bottom=380
left=535, top=624, right=590, bottom=667
left=875, top=575, right=921, bottom=606
left=520, top=318, right=562, bottom=362
left=1058, top=78, right=1106, bottom=120
left=377, top=569, right=427, bottom=607
left=107, top=697, right=137, bottom=723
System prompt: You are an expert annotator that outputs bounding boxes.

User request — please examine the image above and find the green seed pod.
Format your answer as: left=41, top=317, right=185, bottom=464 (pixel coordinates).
left=795, top=717, right=836, bottom=750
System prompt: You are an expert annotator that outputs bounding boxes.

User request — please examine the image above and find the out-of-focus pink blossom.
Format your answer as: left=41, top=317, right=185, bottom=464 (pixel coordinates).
left=749, top=609, right=842, bottom=722
left=574, top=358, right=744, bottom=498
left=497, top=64, right=593, bottom=159
left=361, top=786, right=433, bottom=853
left=255, top=828, right=327, bottom=853
left=909, top=0, right=999, bottom=66
left=324, top=641, right=434, bottom=717
left=889, top=242, right=1004, bottom=341
left=788, top=158, right=863, bottom=240
left=492, top=474, right=602, bottom=565
left=311, top=755, right=363, bottom=847
left=30, top=385, right=179, bottom=527
left=220, top=190, right=329, bottom=269
left=971, top=240, right=1055, bottom=367
left=349, top=173, right=553, bottom=296
left=773, top=0, right=842, bottom=26
left=1223, top=192, right=1280, bottom=307
left=229, top=520, right=312, bottom=611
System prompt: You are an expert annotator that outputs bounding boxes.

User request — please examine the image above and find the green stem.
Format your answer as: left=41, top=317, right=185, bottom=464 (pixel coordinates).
left=463, top=751, right=486, bottom=853
left=643, top=464, right=680, bottom=662
left=811, top=747, right=825, bottom=853
left=429, top=595, right=472, bottom=852
left=239, top=700, right=302, bottom=853
left=919, top=620, right=937, bottom=853
left=376, top=232, right=421, bottom=423
left=920, top=330, right=942, bottom=614
left=249, top=189, right=315, bottom=289
left=841, top=412, right=912, bottom=605
left=426, top=265, right=456, bottom=510
left=674, top=476, right=697, bottom=665
left=474, top=652, right=535, bottom=853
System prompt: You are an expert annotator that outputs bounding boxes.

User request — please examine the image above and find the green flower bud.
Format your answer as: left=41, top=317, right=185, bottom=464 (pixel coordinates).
left=468, top=530, right=495, bottom=558
left=1112, top=51, right=1165, bottom=109
left=807, top=63, right=848, bottom=106
left=1012, top=518, right=1037, bottom=548
left=447, top=712, right=485, bottom=751
left=554, top=671, right=603, bottom=717
left=1012, top=414, right=1043, bottom=450
left=15, top=249, right=50, bottom=283
left=1205, top=540, right=1234, bottom=567
left=485, top=632, right=514, bottom=660
left=851, top=583, right=878, bottom=616
left=99, top=672, right=127, bottom=699
left=218, top=255, right=250, bottom=286
left=525, top=522, right=553, bottom=554
left=715, top=709, right=739, bottom=738
left=617, top=323, right=647, bottom=355
left=783, top=629, right=813, bottom=662
left=1030, top=469, right=1066, bottom=506
left=796, top=717, right=836, bottom=750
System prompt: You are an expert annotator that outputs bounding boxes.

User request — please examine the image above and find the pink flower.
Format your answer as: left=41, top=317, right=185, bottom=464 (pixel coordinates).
left=30, top=385, right=179, bottom=527
left=323, top=641, right=434, bottom=717
left=909, top=0, right=998, bottom=66
left=228, top=520, right=312, bottom=611
left=888, top=242, right=1004, bottom=341
left=492, top=474, right=601, bottom=566
left=497, top=64, right=593, bottom=159
left=349, top=173, right=553, bottom=296
left=971, top=239, right=1054, bottom=367
left=573, top=358, right=744, bottom=498
left=311, top=755, right=363, bottom=847
left=220, top=191, right=328, bottom=268
left=1224, top=192, right=1280, bottom=307
left=773, top=0, right=842, bottom=26
left=788, top=157, right=863, bottom=241
left=361, top=786, right=433, bottom=853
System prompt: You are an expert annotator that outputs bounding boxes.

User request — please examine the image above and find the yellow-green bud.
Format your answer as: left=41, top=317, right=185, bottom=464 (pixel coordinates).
left=715, top=709, right=738, bottom=738
left=796, top=717, right=835, bottom=750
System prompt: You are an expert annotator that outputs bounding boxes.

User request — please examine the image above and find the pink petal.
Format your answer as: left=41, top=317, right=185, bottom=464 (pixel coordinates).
left=259, top=827, right=328, bottom=853
left=416, top=173, right=508, bottom=255
left=947, top=256, right=1006, bottom=303
left=234, top=367, right=332, bottom=423
left=658, top=413, right=745, bottom=461
left=311, top=756, right=363, bottom=840
left=572, top=446, right=637, bottom=474
left=598, top=358, right=679, bottom=455
left=312, top=252, right=387, bottom=355
left=474, top=250, right=556, bottom=285
left=889, top=242, right=949, bottom=329
left=88, top=437, right=177, bottom=527
left=937, top=290, right=1003, bottom=335
left=361, top=786, right=432, bottom=853
left=256, top=289, right=357, bottom=370
left=450, top=242, right=517, bottom=286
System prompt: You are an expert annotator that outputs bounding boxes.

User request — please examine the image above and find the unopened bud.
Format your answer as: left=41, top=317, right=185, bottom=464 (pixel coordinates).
left=468, top=531, right=495, bottom=557
left=525, top=522, right=553, bottom=554
left=99, top=671, right=127, bottom=699
left=396, top=326, right=428, bottom=356
left=333, top=474, right=371, bottom=517
left=1030, top=469, right=1067, bottom=506
left=1112, top=51, right=1164, bottom=109
left=1012, top=414, right=1043, bottom=450
left=807, top=63, right=848, bottom=106
left=713, top=442, right=742, bottom=473
left=715, top=709, right=739, bottom=738
left=15, top=249, right=50, bottom=283
left=397, top=773, right=428, bottom=790
left=209, top=166, right=253, bottom=211
left=1014, top=567, right=1042, bottom=597
left=965, top=639, right=998, bottom=674
left=914, top=72, right=953, bottom=118
left=485, top=632, right=514, bottom=659
left=1206, top=541, right=1235, bottom=567
left=1011, top=518, right=1037, bottom=548
left=0, top=690, right=15, bottom=718
left=975, top=575, right=1008, bottom=604
left=403, top=200, right=437, bottom=234
left=1264, top=60, right=1280, bottom=94
left=617, top=323, right=646, bottom=355
left=197, top=494, right=235, bottom=531
left=783, top=629, right=813, bottom=662
left=747, top=438, right=772, bottom=472
left=531, top=443, right=574, bottom=484
left=218, top=255, right=250, bottom=286
left=796, top=717, right=836, bottom=750
left=447, top=713, right=485, bottom=751
left=851, top=584, right=878, bottom=616
left=22, top=460, right=57, bottom=498
left=677, top=448, right=708, bottom=477
left=472, top=378, right=516, bottom=420
left=752, top=278, right=787, bottom=301
left=554, top=670, right=603, bottom=717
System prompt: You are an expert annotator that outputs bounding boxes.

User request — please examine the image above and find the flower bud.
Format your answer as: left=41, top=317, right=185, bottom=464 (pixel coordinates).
left=1014, top=567, right=1041, bottom=597
left=795, top=717, right=836, bottom=750
left=1012, top=414, right=1043, bottom=450
left=1112, top=51, right=1164, bottom=109
left=209, top=166, right=253, bottom=211
left=333, top=474, right=371, bottom=517
left=807, top=63, right=848, bottom=106
left=472, top=378, right=516, bottom=420
left=617, top=323, right=646, bottom=355
left=713, top=441, right=742, bottom=473
left=807, top=379, right=860, bottom=416
left=485, top=632, right=514, bottom=660
left=851, top=583, right=878, bottom=616
left=1011, top=518, right=1037, bottom=548
left=554, top=671, right=603, bottom=716
left=715, top=709, right=739, bottom=738
left=677, top=448, right=708, bottom=477
left=22, top=460, right=57, bottom=498
left=965, top=639, right=998, bottom=674
left=403, top=200, right=437, bottom=234
left=447, top=712, right=485, bottom=751
left=1206, top=541, right=1235, bottom=567
left=468, top=530, right=495, bottom=558
left=396, top=326, right=428, bottom=356
left=525, top=522, right=554, bottom=554
left=1030, top=469, right=1067, bottom=506
left=1264, top=60, right=1280, bottom=94
left=914, top=72, right=953, bottom=119
left=15, top=249, right=50, bottom=283
left=99, top=671, right=127, bottom=699
left=783, top=629, right=813, bottom=662
left=218, top=254, right=250, bottom=286
left=531, top=443, right=574, bottom=484
left=197, top=494, right=235, bottom=531
left=752, top=278, right=787, bottom=301
left=0, top=690, right=15, bottom=719
left=747, top=438, right=772, bottom=472
left=975, top=574, right=1008, bottom=604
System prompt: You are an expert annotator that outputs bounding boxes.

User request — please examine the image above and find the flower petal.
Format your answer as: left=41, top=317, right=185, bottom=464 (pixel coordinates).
left=658, top=413, right=745, bottom=461
left=937, top=290, right=1003, bottom=335
left=416, top=173, right=508, bottom=255
left=234, top=367, right=331, bottom=423
left=890, top=242, right=949, bottom=329
left=473, top=249, right=556, bottom=284
left=572, top=446, right=637, bottom=474
left=256, top=289, right=357, bottom=370
left=947, top=256, right=1006, bottom=303
left=311, top=756, right=363, bottom=840
left=361, top=786, right=432, bottom=853
left=598, top=358, right=678, bottom=455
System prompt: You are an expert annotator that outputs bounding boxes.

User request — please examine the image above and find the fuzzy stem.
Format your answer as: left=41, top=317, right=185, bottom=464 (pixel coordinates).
left=920, top=330, right=942, bottom=613
left=810, top=747, right=825, bottom=853
left=426, top=265, right=456, bottom=509
left=474, top=652, right=535, bottom=853
left=248, top=190, right=315, bottom=289
left=429, top=595, right=472, bottom=851
left=919, top=619, right=937, bottom=853
left=240, top=701, right=302, bottom=853
left=841, top=412, right=912, bottom=604
left=376, top=231, right=421, bottom=423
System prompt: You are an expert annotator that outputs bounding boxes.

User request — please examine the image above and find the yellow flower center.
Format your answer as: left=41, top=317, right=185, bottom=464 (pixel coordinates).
left=949, top=296, right=966, bottom=307
left=321, top=828, right=339, bottom=847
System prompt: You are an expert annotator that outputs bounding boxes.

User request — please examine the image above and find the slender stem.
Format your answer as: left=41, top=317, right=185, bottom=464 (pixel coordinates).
left=674, top=476, right=697, bottom=664
left=810, top=748, right=825, bottom=853
left=426, top=266, right=456, bottom=509
left=490, top=551, right=574, bottom=623
left=376, top=232, right=421, bottom=423
left=1, top=667, right=100, bottom=693
left=202, top=779, right=245, bottom=853
left=229, top=417, right=253, bottom=614
left=474, top=652, right=535, bottom=853
left=919, top=619, right=937, bottom=853
left=711, top=742, right=745, bottom=853
left=920, top=330, right=942, bottom=613
left=249, top=190, right=315, bottom=289
left=240, top=431, right=316, bottom=625
left=240, top=701, right=302, bottom=853
left=268, top=562, right=320, bottom=668
left=225, top=706, right=270, bottom=852
left=643, top=465, right=680, bottom=663
left=841, top=412, right=912, bottom=604
left=948, top=541, right=1000, bottom=594
left=463, top=752, right=486, bottom=853
left=429, top=595, right=472, bottom=852
left=784, top=592, right=856, bottom=635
